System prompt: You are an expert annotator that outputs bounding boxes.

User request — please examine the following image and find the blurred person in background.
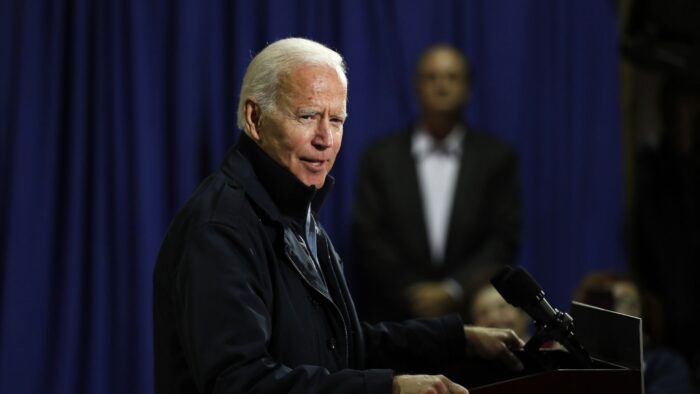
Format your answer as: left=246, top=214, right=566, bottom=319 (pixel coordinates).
left=574, top=271, right=698, bottom=394
left=467, top=281, right=531, bottom=342
left=353, top=45, right=521, bottom=323
left=634, top=77, right=700, bottom=384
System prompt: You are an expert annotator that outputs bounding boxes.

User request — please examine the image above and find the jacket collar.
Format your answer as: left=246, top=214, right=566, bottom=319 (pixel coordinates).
left=221, top=133, right=334, bottom=226
left=411, top=124, right=466, bottom=158
left=222, top=134, right=336, bottom=301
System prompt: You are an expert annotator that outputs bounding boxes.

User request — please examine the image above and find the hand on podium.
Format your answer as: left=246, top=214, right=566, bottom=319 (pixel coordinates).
left=393, top=374, right=469, bottom=394
left=464, top=326, right=525, bottom=372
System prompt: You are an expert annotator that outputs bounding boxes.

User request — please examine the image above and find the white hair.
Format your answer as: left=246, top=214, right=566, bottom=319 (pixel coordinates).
left=236, top=37, right=348, bottom=133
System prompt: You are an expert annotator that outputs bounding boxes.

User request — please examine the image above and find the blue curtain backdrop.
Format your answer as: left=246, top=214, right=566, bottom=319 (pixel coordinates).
left=0, top=0, right=624, bottom=393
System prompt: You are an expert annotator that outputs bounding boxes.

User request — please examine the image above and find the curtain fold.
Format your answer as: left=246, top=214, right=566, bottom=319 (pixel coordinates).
left=0, top=1, right=624, bottom=393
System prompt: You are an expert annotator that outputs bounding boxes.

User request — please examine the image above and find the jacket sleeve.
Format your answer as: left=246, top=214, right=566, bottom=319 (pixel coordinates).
left=352, top=147, right=422, bottom=319
left=360, top=314, right=468, bottom=374
left=174, top=223, right=394, bottom=394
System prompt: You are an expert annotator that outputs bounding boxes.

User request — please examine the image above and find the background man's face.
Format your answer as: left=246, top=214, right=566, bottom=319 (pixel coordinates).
left=257, top=65, right=347, bottom=188
left=416, top=49, right=469, bottom=114
left=612, top=282, right=642, bottom=317
left=471, top=285, right=530, bottom=338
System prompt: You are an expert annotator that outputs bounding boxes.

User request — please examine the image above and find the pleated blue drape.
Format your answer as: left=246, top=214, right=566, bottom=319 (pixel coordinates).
left=0, top=1, right=623, bottom=392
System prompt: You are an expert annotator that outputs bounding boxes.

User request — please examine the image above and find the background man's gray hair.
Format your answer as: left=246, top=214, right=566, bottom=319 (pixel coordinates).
left=236, top=37, right=348, bottom=134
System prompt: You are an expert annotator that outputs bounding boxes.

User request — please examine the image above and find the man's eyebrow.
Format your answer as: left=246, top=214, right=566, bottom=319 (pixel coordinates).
left=296, top=109, right=348, bottom=118
left=296, top=108, right=320, bottom=115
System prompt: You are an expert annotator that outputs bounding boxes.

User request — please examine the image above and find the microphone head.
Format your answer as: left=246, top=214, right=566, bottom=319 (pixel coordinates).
left=491, top=266, right=545, bottom=307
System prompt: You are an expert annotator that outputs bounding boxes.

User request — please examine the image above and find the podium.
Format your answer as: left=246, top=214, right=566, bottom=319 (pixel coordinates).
left=470, top=367, right=640, bottom=394
left=447, top=302, right=644, bottom=394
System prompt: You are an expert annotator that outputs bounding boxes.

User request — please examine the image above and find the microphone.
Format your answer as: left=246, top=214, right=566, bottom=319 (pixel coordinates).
left=491, top=265, right=592, bottom=368
left=491, top=265, right=560, bottom=327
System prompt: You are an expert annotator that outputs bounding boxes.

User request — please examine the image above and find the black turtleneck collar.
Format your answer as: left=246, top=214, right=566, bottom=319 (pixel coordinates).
left=234, top=133, right=334, bottom=226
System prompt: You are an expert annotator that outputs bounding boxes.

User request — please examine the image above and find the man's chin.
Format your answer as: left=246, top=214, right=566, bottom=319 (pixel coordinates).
left=299, top=175, right=326, bottom=189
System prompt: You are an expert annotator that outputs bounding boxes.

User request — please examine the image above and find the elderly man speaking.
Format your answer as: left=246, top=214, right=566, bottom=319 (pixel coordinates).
left=153, top=37, right=524, bottom=394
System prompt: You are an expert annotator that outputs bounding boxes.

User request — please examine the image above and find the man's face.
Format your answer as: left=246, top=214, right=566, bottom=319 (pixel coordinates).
left=416, top=49, right=469, bottom=114
left=472, top=286, right=529, bottom=338
left=612, top=282, right=642, bottom=317
left=254, top=65, right=347, bottom=188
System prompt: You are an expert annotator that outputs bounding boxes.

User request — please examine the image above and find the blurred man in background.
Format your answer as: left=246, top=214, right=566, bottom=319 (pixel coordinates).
left=468, top=281, right=531, bottom=342
left=353, top=45, right=521, bottom=323
left=574, top=271, right=698, bottom=394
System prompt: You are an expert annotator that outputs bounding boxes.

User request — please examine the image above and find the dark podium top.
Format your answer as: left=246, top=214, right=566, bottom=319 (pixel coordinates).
left=447, top=302, right=644, bottom=394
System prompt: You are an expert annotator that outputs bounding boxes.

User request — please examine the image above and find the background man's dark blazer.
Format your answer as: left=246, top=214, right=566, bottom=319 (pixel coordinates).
left=352, top=126, right=522, bottom=322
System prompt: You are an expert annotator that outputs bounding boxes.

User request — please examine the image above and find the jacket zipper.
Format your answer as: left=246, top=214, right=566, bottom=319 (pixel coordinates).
left=284, top=246, right=349, bottom=367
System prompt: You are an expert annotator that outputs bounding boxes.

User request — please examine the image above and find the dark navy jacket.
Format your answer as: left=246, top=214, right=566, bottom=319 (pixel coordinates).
left=353, top=126, right=521, bottom=322
left=153, top=134, right=467, bottom=393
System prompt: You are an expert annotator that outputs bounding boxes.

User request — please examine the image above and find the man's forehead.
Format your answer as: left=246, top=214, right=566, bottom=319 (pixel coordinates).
left=279, top=66, right=347, bottom=102
left=285, top=63, right=341, bottom=80
left=417, top=49, right=468, bottom=79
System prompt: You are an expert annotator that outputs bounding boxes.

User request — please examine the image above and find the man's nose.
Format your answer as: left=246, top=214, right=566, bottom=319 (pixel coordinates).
left=313, top=118, right=333, bottom=149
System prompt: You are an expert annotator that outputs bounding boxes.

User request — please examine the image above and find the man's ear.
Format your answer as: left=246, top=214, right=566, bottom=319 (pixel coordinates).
left=244, top=98, right=263, bottom=141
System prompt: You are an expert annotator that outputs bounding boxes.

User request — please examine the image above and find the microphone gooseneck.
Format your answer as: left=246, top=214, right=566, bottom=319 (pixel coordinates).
left=491, top=266, right=593, bottom=369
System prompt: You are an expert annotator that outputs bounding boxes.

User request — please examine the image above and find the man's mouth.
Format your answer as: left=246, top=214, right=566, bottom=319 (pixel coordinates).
left=300, top=158, right=327, bottom=169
